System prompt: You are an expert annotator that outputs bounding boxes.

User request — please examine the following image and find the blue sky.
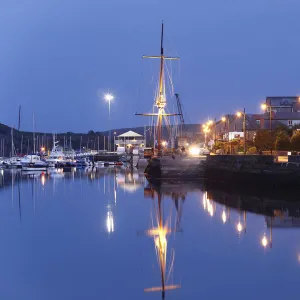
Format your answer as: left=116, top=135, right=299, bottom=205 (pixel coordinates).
left=1, top=0, right=300, bottom=133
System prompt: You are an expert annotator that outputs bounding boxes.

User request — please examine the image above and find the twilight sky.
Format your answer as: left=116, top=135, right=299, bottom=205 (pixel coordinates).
left=1, top=0, right=300, bottom=133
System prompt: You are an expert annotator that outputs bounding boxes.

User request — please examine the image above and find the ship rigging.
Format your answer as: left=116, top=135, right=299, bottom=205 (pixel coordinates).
left=136, top=23, right=180, bottom=156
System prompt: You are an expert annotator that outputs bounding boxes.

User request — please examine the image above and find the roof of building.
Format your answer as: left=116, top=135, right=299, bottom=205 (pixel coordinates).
left=272, top=112, right=300, bottom=120
left=117, top=130, right=143, bottom=137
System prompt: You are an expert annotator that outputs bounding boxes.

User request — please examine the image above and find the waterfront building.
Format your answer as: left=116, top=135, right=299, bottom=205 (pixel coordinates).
left=115, top=130, right=145, bottom=152
left=259, top=96, right=300, bottom=128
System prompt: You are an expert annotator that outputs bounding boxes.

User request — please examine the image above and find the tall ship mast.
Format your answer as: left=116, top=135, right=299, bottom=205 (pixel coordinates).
left=136, top=23, right=180, bottom=156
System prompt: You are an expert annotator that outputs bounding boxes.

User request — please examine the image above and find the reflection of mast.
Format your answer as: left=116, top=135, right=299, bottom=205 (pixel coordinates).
left=144, top=188, right=180, bottom=299
left=18, top=174, right=21, bottom=221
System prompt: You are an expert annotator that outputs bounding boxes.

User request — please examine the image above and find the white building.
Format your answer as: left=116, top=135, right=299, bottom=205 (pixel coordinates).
left=115, top=131, right=145, bottom=152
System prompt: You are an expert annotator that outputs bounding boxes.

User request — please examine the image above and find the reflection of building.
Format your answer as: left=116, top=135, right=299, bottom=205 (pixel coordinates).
left=115, top=131, right=145, bottom=152
left=116, top=169, right=145, bottom=193
left=266, top=210, right=300, bottom=228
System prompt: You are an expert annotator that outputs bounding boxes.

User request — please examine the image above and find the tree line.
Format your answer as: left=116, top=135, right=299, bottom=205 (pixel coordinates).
left=254, top=125, right=300, bottom=152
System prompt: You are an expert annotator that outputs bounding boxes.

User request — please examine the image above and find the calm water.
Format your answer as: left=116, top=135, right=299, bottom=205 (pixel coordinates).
left=0, top=167, right=299, bottom=300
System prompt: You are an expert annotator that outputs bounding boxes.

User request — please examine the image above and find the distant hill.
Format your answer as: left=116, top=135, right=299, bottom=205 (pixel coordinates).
left=0, top=122, right=201, bottom=156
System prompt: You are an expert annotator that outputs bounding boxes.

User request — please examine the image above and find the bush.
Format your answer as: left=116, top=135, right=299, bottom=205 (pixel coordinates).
left=254, top=130, right=274, bottom=151
left=291, top=131, right=300, bottom=151
left=247, top=147, right=257, bottom=154
left=275, top=130, right=291, bottom=151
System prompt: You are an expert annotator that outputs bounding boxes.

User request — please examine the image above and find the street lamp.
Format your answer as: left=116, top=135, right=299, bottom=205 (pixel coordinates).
left=203, top=126, right=210, bottom=146
left=236, top=108, right=246, bottom=154
left=261, top=103, right=272, bottom=132
left=104, top=93, right=114, bottom=152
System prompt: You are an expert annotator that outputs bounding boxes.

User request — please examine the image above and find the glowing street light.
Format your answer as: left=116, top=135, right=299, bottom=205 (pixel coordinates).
left=261, top=103, right=267, bottom=111
left=104, top=93, right=114, bottom=102
left=104, top=93, right=114, bottom=152
left=221, top=117, right=226, bottom=122
left=236, top=109, right=246, bottom=154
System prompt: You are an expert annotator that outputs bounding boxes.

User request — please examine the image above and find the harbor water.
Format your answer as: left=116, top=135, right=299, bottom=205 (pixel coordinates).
left=0, top=167, right=299, bottom=299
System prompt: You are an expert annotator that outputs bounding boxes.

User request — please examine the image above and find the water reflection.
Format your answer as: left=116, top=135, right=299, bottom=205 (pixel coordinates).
left=1, top=168, right=300, bottom=298
left=204, top=181, right=300, bottom=252
left=144, top=184, right=182, bottom=299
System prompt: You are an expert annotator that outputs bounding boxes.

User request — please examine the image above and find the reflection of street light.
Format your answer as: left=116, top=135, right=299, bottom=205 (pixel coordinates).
left=41, top=174, right=46, bottom=186
left=236, top=211, right=246, bottom=234
left=104, top=93, right=114, bottom=152
left=236, top=221, right=243, bottom=233
left=261, top=235, right=268, bottom=248
left=106, top=208, right=114, bottom=233
left=222, top=210, right=227, bottom=224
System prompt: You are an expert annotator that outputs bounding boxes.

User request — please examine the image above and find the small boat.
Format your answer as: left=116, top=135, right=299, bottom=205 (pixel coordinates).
left=21, top=154, right=48, bottom=171
left=3, top=157, right=22, bottom=169
left=45, top=135, right=66, bottom=167
left=22, top=163, right=48, bottom=172
left=76, top=158, right=93, bottom=168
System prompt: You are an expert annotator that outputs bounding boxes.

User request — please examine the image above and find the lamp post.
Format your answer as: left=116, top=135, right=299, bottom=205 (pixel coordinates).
left=261, top=103, right=272, bottom=132
left=202, top=125, right=210, bottom=147
left=236, top=108, right=246, bottom=155
left=104, top=93, right=114, bottom=152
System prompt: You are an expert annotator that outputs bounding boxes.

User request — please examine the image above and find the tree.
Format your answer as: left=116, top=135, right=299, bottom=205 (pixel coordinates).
left=275, top=130, right=291, bottom=151
left=274, top=124, right=292, bottom=137
left=88, top=130, right=95, bottom=135
left=290, top=131, right=300, bottom=151
left=254, top=130, right=274, bottom=151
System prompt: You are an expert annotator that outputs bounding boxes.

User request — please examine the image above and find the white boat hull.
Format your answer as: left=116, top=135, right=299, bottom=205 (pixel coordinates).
left=22, top=167, right=47, bottom=171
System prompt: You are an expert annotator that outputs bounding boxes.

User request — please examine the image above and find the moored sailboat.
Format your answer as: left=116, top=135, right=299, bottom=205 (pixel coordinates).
left=136, top=23, right=205, bottom=180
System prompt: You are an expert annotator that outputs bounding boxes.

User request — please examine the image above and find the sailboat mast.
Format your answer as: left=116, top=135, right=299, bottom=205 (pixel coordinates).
left=136, top=23, right=179, bottom=157
left=11, top=127, right=14, bottom=158
left=33, top=113, right=36, bottom=154
left=157, top=23, right=165, bottom=156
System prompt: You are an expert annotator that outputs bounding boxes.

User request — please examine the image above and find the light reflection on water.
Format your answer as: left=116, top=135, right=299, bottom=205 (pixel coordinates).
left=0, top=168, right=300, bottom=299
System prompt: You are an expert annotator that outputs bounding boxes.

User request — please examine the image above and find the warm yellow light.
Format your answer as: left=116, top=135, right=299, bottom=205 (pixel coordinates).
left=189, top=147, right=200, bottom=156
left=162, top=141, right=167, bottom=147
left=207, top=120, right=213, bottom=126
left=261, top=235, right=268, bottom=248
left=104, top=93, right=114, bottom=102
left=41, top=147, right=45, bottom=152
left=222, top=210, right=227, bottom=223
left=236, top=222, right=243, bottom=233
left=41, top=174, right=46, bottom=186
left=261, top=103, right=267, bottom=110
left=221, top=117, right=226, bottom=122
left=236, top=112, right=242, bottom=118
